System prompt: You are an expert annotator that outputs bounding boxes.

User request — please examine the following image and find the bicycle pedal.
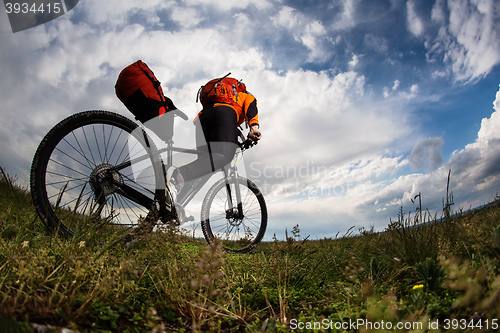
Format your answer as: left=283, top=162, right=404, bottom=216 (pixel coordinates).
left=172, top=203, right=195, bottom=224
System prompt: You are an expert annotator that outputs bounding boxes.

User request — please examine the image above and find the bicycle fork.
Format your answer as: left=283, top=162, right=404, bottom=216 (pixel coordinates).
left=223, top=167, right=244, bottom=220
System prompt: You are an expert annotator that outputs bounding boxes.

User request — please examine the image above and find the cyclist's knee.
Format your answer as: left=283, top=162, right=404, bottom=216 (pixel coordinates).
left=210, top=152, right=233, bottom=170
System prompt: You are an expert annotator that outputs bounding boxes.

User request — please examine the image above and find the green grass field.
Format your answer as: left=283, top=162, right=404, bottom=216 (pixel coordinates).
left=1, top=168, right=499, bottom=332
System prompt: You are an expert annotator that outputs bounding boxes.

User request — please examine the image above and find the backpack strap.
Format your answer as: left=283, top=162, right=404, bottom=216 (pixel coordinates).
left=142, top=69, right=166, bottom=105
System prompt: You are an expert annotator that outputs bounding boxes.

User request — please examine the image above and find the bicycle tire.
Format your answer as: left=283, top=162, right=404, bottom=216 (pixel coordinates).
left=30, top=110, right=166, bottom=237
left=201, top=177, right=267, bottom=253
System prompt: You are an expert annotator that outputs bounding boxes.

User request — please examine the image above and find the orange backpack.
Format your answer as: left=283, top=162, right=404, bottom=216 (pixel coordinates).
left=196, top=73, right=247, bottom=110
left=115, top=60, right=175, bottom=123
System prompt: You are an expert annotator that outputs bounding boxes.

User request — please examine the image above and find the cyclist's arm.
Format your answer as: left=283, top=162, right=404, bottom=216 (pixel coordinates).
left=241, top=93, right=261, bottom=141
left=244, top=95, right=259, bottom=128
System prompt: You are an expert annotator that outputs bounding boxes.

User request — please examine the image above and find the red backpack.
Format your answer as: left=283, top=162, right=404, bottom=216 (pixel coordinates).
left=196, top=73, right=246, bottom=110
left=115, top=60, right=175, bottom=123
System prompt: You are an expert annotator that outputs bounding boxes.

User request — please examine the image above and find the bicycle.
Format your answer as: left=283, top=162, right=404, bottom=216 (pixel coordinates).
left=30, top=109, right=267, bottom=253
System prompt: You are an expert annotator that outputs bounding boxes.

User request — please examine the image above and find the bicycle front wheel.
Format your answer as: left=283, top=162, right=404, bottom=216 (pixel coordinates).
left=30, top=110, right=166, bottom=237
left=201, top=177, right=267, bottom=253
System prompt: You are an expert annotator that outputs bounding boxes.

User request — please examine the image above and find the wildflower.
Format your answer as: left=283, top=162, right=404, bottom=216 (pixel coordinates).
left=78, top=241, right=86, bottom=248
left=21, top=241, right=29, bottom=248
left=412, top=284, right=424, bottom=291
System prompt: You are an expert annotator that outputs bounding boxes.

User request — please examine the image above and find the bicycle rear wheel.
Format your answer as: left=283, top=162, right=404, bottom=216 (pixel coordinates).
left=30, top=110, right=166, bottom=237
left=201, top=177, right=267, bottom=253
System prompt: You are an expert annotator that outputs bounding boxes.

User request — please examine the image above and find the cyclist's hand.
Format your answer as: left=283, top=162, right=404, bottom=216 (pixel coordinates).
left=248, top=125, right=261, bottom=142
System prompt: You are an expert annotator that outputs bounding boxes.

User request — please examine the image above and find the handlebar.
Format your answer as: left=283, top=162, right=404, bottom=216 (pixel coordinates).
left=240, top=136, right=261, bottom=150
left=240, top=139, right=256, bottom=150
left=237, top=129, right=260, bottom=150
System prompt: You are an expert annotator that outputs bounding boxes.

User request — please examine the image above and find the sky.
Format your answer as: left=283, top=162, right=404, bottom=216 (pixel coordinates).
left=1, top=0, right=500, bottom=240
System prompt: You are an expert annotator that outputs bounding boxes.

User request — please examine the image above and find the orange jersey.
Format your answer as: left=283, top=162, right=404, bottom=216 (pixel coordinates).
left=229, top=91, right=259, bottom=127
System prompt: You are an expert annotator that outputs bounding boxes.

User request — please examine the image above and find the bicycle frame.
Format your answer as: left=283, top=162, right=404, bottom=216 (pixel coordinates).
left=108, top=127, right=248, bottom=222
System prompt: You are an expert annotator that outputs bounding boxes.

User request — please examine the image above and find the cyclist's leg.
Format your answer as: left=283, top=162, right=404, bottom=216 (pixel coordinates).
left=178, top=105, right=238, bottom=182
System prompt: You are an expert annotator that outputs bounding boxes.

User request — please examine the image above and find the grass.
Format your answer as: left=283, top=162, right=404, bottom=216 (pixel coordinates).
left=1, top=168, right=500, bottom=332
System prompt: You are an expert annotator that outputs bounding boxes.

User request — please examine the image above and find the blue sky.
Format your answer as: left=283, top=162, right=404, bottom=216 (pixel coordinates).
left=1, top=0, right=500, bottom=239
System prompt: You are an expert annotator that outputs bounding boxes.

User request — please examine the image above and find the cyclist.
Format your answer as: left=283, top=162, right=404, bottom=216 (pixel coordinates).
left=170, top=77, right=261, bottom=197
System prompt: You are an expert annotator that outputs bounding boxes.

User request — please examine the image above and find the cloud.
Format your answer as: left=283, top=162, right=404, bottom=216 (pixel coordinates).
left=245, top=69, right=412, bottom=175
left=406, top=0, right=424, bottom=37
left=431, top=0, right=446, bottom=24
left=77, top=0, right=172, bottom=27
left=184, top=0, right=271, bottom=11
left=331, top=0, right=359, bottom=30
left=408, top=137, right=444, bottom=171
left=383, top=80, right=400, bottom=98
left=348, top=53, right=361, bottom=70
left=271, top=6, right=330, bottom=63
left=364, top=34, right=389, bottom=55
left=430, top=0, right=500, bottom=83
left=170, top=7, right=203, bottom=28
left=447, top=85, right=500, bottom=190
